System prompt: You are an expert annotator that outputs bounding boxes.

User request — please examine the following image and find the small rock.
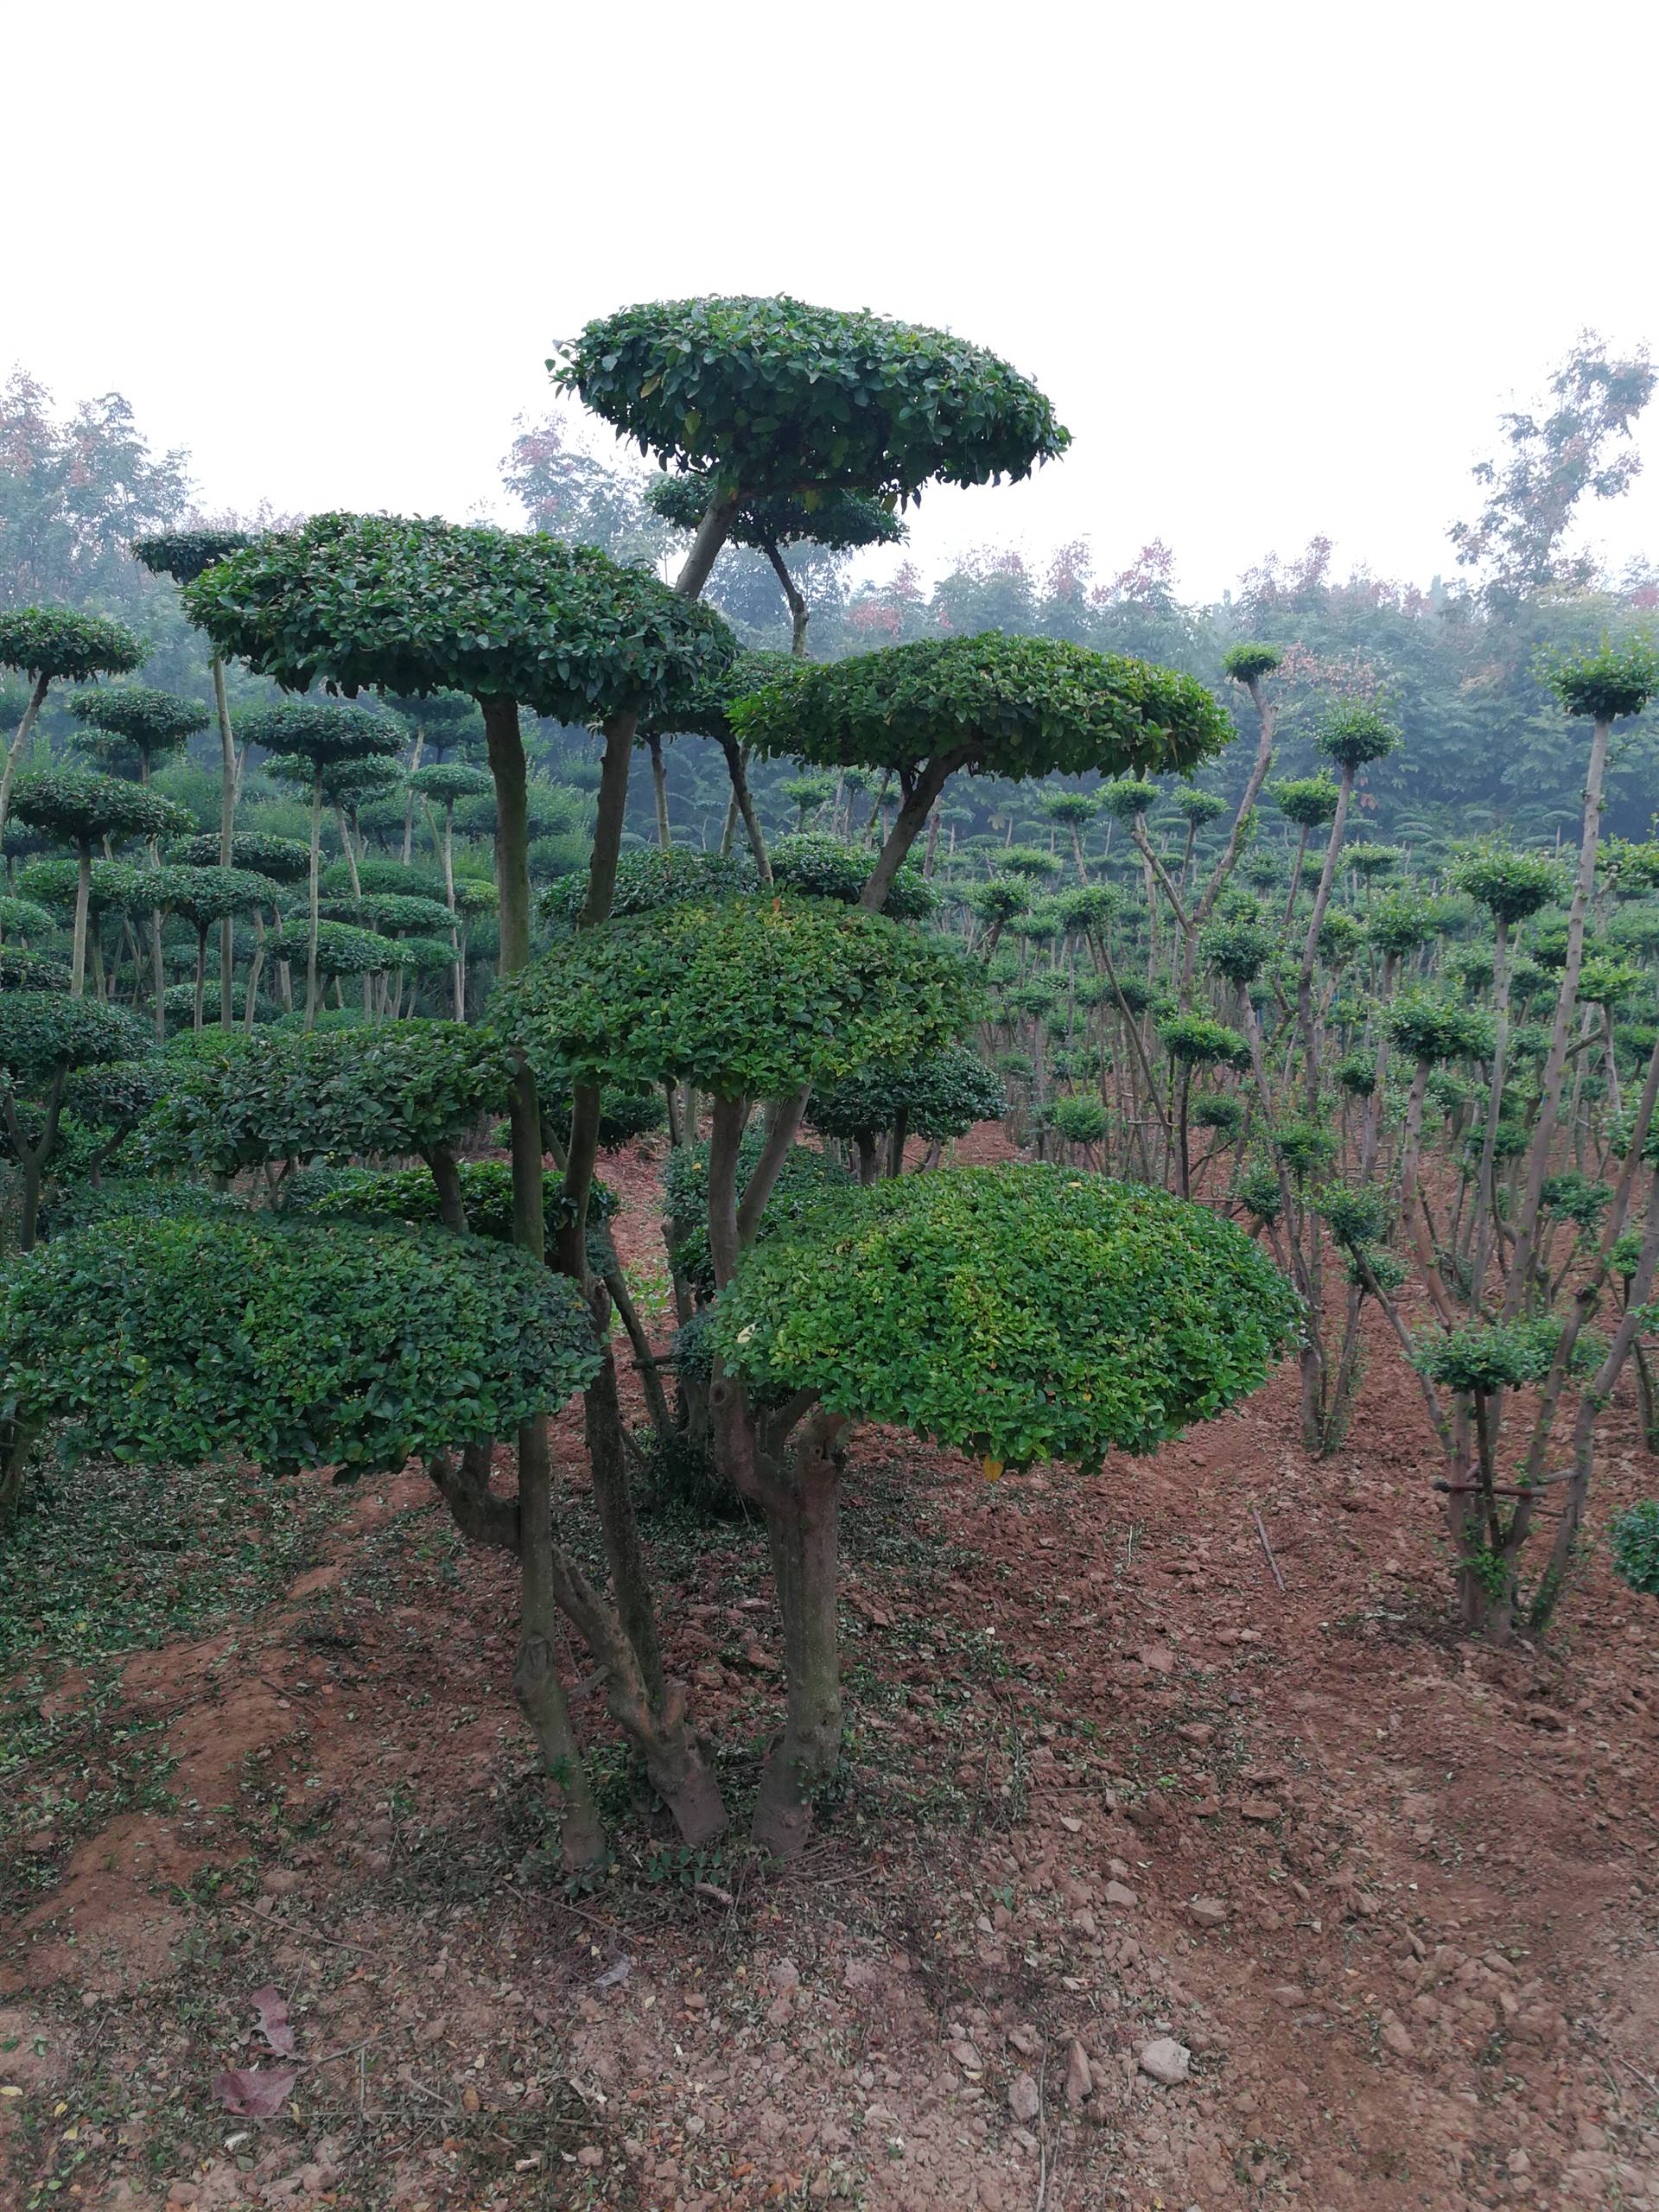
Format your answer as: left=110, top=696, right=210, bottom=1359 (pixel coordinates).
left=1507, top=2149, right=1530, bottom=2177
left=1188, top=1897, right=1228, bottom=1929
left=1104, top=1880, right=1138, bottom=1910
left=1138, top=1643, right=1175, bottom=1675
left=1008, top=2071, right=1040, bottom=2123
left=1007, top=2022, right=1041, bottom=2056
left=1380, top=2018, right=1415, bottom=2059
left=1137, top=2037, right=1191, bottom=2087
left=1064, top=2039, right=1093, bottom=2108
left=1238, top=1796, right=1281, bottom=1822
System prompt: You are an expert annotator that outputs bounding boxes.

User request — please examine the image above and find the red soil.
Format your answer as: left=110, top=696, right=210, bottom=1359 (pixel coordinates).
left=3, top=1129, right=1656, bottom=2210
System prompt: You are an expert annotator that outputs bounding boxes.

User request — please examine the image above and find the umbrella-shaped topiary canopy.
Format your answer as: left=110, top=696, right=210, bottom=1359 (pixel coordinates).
left=728, top=632, right=1233, bottom=909
left=68, top=685, right=210, bottom=776
left=1, top=1214, right=601, bottom=1478
left=0, top=610, right=151, bottom=843
left=182, top=512, right=739, bottom=969
left=10, top=768, right=195, bottom=849
left=10, top=770, right=195, bottom=995
left=155, top=1018, right=512, bottom=1187
left=489, top=893, right=981, bottom=1106
left=238, top=699, right=404, bottom=768
left=553, top=296, right=1071, bottom=505
left=709, top=1162, right=1301, bottom=1470
left=130, top=530, right=254, bottom=586
left=408, top=760, right=493, bottom=805
left=168, top=831, right=312, bottom=882
left=181, top=513, right=736, bottom=727
left=0, top=608, right=148, bottom=685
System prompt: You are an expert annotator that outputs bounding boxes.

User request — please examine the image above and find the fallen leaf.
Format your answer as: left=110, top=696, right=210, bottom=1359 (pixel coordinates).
left=213, top=2068, right=298, bottom=2119
left=250, top=1986, right=296, bottom=2058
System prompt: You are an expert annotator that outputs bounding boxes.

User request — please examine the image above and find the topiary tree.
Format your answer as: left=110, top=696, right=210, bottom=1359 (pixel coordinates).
left=1157, top=1013, right=1250, bottom=1195
left=806, top=1042, right=1006, bottom=1179
left=492, top=893, right=985, bottom=1851
left=1294, top=705, right=1402, bottom=1108
left=779, top=772, right=837, bottom=834
left=156, top=866, right=279, bottom=1033
left=153, top=1018, right=512, bottom=1225
left=9, top=768, right=193, bottom=996
left=67, top=684, right=209, bottom=783
left=1270, top=772, right=1341, bottom=921
left=381, top=690, right=484, bottom=859
left=130, top=532, right=257, bottom=1025
left=0, top=992, right=151, bottom=1249
left=728, top=632, right=1230, bottom=917
left=184, top=523, right=745, bottom=1840
left=169, top=830, right=311, bottom=883
left=1503, top=641, right=1659, bottom=1315
left=1173, top=643, right=1283, bottom=996
left=236, top=701, right=404, bottom=1027
left=1048, top=1091, right=1109, bottom=1163
left=0, top=609, right=149, bottom=842
left=554, top=296, right=1070, bottom=596
left=709, top=1163, right=1299, bottom=1850
left=1039, top=788, right=1100, bottom=880
left=408, top=760, right=493, bottom=1016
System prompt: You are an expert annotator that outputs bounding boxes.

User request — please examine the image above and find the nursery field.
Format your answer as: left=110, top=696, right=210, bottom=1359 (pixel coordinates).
left=3, top=295, right=1659, bottom=2212
left=2, top=1127, right=1657, bottom=2212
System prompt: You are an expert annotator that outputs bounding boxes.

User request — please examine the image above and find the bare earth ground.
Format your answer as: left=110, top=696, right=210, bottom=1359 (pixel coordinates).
left=3, top=1127, right=1657, bottom=2212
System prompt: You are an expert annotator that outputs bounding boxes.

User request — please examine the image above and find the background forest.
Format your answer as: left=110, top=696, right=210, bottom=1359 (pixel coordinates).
left=5, top=334, right=1657, bottom=863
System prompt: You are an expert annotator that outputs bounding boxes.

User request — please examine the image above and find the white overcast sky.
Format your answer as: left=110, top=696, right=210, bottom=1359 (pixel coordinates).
left=8, top=0, right=1658, bottom=604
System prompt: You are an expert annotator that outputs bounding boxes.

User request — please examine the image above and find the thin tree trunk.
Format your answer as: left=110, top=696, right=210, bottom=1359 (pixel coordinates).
left=303, top=771, right=323, bottom=1031
left=752, top=1413, right=847, bottom=1858
left=647, top=734, right=673, bottom=849
left=213, top=652, right=237, bottom=1030
left=1506, top=715, right=1613, bottom=1314
left=1297, top=765, right=1355, bottom=1111
left=69, top=844, right=92, bottom=997
left=0, top=671, right=49, bottom=845
left=512, top=1420, right=607, bottom=1868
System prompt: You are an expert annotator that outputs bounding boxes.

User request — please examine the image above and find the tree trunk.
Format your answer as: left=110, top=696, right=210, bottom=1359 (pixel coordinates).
left=303, top=770, right=323, bottom=1031
left=1506, top=715, right=1612, bottom=1314
left=1296, top=765, right=1355, bottom=1111
left=753, top=1414, right=847, bottom=1858
left=402, top=728, right=423, bottom=863
left=718, top=734, right=771, bottom=881
left=673, top=492, right=741, bottom=600
left=213, top=652, right=237, bottom=1031
left=69, top=844, right=92, bottom=998
left=0, top=671, right=49, bottom=844
left=647, top=734, right=673, bottom=849
left=512, top=1420, right=607, bottom=1869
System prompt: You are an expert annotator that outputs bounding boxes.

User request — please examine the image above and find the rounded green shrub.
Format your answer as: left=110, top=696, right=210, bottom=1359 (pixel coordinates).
left=710, top=1163, right=1300, bottom=1469
left=492, top=893, right=981, bottom=1102
left=554, top=296, right=1071, bottom=501
left=1, top=1216, right=601, bottom=1478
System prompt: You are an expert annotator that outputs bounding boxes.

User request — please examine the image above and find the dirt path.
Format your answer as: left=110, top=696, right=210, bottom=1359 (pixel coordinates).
left=3, top=1132, right=1656, bottom=2210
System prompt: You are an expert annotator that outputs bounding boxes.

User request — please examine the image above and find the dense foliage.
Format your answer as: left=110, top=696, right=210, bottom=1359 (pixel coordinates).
left=1, top=1215, right=600, bottom=1477
left=710, top=1165, right=1301, bottom=1467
